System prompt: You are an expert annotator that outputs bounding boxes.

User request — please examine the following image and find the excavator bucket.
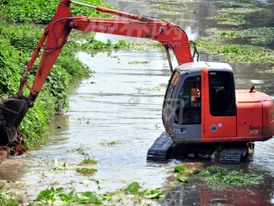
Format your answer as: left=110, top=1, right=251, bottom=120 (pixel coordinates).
left=0, top=96, right=29, bottom=145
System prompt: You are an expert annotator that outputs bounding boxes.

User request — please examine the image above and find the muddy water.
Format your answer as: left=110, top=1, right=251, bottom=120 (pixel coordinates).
left=16, top=0, right=274, bottom=205
left=20, top=49, right=174, bottom=202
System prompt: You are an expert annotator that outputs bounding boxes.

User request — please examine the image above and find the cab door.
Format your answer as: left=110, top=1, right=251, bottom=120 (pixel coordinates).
left=201, top=69, right=237, bottom=140
left=168, top=72, right=202, bottom=143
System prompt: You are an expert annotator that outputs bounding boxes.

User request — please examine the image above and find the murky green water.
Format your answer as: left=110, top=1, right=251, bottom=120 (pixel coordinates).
left=7, top=0, right=274, bottom=204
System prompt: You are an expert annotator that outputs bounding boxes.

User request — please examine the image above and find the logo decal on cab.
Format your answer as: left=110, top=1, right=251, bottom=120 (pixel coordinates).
left=210, top=124, right=217, bottom=132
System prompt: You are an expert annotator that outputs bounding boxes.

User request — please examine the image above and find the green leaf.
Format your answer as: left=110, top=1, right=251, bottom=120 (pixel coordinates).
left=144, top=189, right=163, bottom=199
left=174, top=165, right=185, bottom=173
left=125, top=182, right=140, bottom=195
left=37, top=188, right=54, bottom=200
left=76, top=191, right=102, bottom=204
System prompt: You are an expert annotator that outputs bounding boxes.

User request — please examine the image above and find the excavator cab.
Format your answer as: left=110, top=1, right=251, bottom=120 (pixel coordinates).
left=162, top=62, right=237, bottom=144
left=148, top=62, right=239, bottom=162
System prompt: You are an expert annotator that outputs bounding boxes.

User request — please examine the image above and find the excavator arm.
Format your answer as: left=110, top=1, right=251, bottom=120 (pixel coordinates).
left=0, top=0, right=193, bottom=145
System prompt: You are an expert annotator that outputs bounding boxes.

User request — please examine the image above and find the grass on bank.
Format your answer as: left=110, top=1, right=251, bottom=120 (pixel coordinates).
left=0, top=0, right=114, bottom=24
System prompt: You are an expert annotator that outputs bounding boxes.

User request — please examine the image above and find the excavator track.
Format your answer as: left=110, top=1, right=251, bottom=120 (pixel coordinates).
left=147, top=133, right=253, bottom=163
left=213, top=143, right=253, bottom=164
left=219, top=147, right=247, bottom=164
left=147, top=132, right=174, bottom=162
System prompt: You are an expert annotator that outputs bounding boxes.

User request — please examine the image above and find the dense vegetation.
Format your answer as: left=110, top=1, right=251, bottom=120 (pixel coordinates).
left=0, top=0, right=112, bottom=23
left=0, top=0, right=114, bottom=148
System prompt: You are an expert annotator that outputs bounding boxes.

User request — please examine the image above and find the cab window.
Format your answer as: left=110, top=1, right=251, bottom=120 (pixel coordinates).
left=163, top=70, right=180, bottom=107
left=175, top=76, right=201, bottom=125
left=209, top=71, right=236, bottom=116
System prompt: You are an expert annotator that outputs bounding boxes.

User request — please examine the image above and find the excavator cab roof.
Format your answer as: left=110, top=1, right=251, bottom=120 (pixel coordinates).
left=176, top=61, right=233, bottom=74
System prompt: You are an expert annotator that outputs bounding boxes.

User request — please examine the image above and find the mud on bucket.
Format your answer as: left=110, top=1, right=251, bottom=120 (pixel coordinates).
left=0, top=96, right=29, bottom=145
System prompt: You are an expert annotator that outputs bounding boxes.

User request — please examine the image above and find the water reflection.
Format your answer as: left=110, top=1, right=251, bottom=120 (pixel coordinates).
left=162, top=179, right=274, bottom=206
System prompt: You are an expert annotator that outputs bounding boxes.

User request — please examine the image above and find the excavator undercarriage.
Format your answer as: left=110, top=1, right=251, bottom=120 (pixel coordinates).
left=147, top=132, right=254, bottom=164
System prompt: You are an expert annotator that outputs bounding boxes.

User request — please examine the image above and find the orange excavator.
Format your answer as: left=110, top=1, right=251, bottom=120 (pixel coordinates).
left=0, top=0, right=273, bottom=163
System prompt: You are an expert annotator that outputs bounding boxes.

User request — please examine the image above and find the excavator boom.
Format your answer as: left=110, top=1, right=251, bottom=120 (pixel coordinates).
left=0, top=0, right=193, bottom=145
